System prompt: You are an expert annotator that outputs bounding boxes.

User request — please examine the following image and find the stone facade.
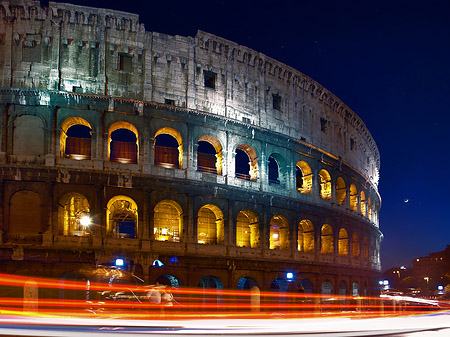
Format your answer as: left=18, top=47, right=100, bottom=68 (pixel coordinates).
left=0, top=0, right=382, bottom=296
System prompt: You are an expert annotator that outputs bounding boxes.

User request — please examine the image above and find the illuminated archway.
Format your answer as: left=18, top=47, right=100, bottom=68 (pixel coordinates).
left=319, top=169, right=332, bottom=200
left=60, top=117, right=92, bottom=160
left=349, top=184, right=358, bottom=211
left=106, top=195, right=138, bottom=238
left=352, top=232, right=360, bottom=257
left=154, top=200, right=183, bottom=242
left=363, top=236, right=368, bottom=259
left=154, top=127, right=183, bottom=169
left=197, top=135, right=222, bottom=175
left=368, top=198, right=372, bottom=220
left=197, top=204, right=224, bottom=245
left=270, top=215, right=289, bottom=250
left=336, top=177, right=346, bottom=205
left=296, top=161, right=312, bottom=194
left=321, top=224, right=333, bottom=254
left=338, top=228, right=348, bottom=256
left=360, top=191, right=367, bottom=216
left=298, top=219, right=314, bottom=253
left=235, top=144, right=258, bottom=181
left=58, top=193, right=90, bottom=236
left=108, top=121, right=139, bottom=164
left=236, top=210, right=259, bottom=248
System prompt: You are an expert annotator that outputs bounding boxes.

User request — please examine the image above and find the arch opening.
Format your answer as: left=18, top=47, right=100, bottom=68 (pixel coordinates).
left=338, top=228, right=349, bottom=256
left=108, top=122, right=138, bottom=164
left=350, top=184, right=358, bottom=211
left=268, top=156, right=280, bottom=185
left=270, top=215, right=289, bottom=250
left=58, top=193, right=90, bottom=236
left=296, top=161, right=312, bottom=194
left=154, top=128, right=183, bottom=169
left=197, top=204, right=224, bottom=245
left=321, top=280, right=333, bottom=295
left=336, top=177, right=346, bottom=205
left=235, top=144, right=257, bottom=181
left=106, top=196, right=138, bottom=238
left=321, top=224, right=333, bottom=255
left=61, top=118, right=92, bottom=160
left=352, top=232, right=360, bottom=257
left=319, top=169, right=332, bottom=200
left=236, top=210, right=259, bottom=248
left=298, top=219, right=314, bottom=253
left=154, top=200, right=183, bottom=242
left=237, top=277, right=258, bottom=290
left=197, top=136, right=222, bottom=175
left=360, top=191, right=367, bottom=216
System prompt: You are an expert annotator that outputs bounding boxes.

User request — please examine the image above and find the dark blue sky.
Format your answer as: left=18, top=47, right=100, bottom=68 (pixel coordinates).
left=62, top=0, right=450, bottom=270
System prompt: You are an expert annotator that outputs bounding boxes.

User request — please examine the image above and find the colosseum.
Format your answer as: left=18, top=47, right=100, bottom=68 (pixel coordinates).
left=0, top=0, right=382, bottom=297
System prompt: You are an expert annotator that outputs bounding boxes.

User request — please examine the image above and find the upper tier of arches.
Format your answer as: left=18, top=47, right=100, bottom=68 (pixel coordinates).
left=4, top=110, right=380, bottom=227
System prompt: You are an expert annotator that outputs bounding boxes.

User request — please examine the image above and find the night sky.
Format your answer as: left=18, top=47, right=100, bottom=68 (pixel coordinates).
left=55, top=0, right=450, bottom=270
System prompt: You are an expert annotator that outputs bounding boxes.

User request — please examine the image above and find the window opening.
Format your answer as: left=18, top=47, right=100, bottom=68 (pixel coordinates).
left=154, top=201, right=181, bottom=242
left=204, top=70, right=216, bottom=89
left=268, top=156, right=280, bottom=185
left=155, top=134, right=180, bottom=169
left=65, top=124, right=91, bottom=160
left=119, top=53, right=132, bottom=72
left=352, top=232, right=360, bottom=257
left=272, top=94, right=281, bottom=111
left=164, top=99, right=175, bottom=106
left=296, top=161, right=312, bottom=194
left=321, top=280, right=333, bottom=295
left=197, top=205, right=224, bottom=245
left=360, top=191, right=367, bottom=216
left=298, top=219, right=314, bottom=253
left=349, top=184, right=358, bottom=211
left=61, top=194, right=90, bottom=236
left=321, top=224, right=333, bottom=254
left=270, top=215, right=289, bottom=250
left=107, top=198, right=137, bottom=239
left=110, top=128, right=137, bottom=164
left=197, top=141, right=217, bottom=174
left=236, top=210, right=259, bottom=248
left=338, top=228, right=348, bottom=256
left=320, top=118, right=328, bottom=133
left=336, top=177, right=346, bottom=205
left=235, top=149, right=250, bottom=180
left=319, top=169, right=332, bottom=200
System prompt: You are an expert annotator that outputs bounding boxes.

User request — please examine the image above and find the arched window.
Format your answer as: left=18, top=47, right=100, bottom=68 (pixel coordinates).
left=363, top=236, right=368, bottom=259
left=198, top=275, right=223, bottom=289
left=236, top=210, right=259, bottom=248
left=352, top=282, right=360, bottom=296
left=108, top=122, right=138, bottom=164
left=154, top=200, right=183, bottom=242
left=235, top=144, right=257, bottom=181
left=321, top=224, right=333, bottom=254
left=197, top=204, right=224, bottom=245
left=268, top=156, right=280, bottom=184
left=106, top=196, right=138, bottom=238
left=270, top=215, right=289, bottom=250
left=197, top=136, right=222, bottom=175
left=349, top=184, right=358, bottom=211
left=154, top=127, right=183, bottom=169
left=296, top=161, right=312, bottom=194
left=13, top=115, right=45, bottom=156
left=298, top=219, right=314, bottom=253
left=321, top=280, right=333, bottom=295
left=338, top=228, right=348, bottom=256
left=339, top=280, right=348, bottom=296
left=319, top=169, right=332, bottom=200
left=58, top=193, right=90, bottom=236
left=360, top=191, right=366, bottom=216
left=336, top=177, right=346, bottom=205
left=61, top=117, right=92, bottom=160
left=299, top=279, right=314, bottom=294
left=368, top=198, right=372, bottom=220
left=237, top=277, right=258, bottom=290
left=352, top=232, right=360, bottom=257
